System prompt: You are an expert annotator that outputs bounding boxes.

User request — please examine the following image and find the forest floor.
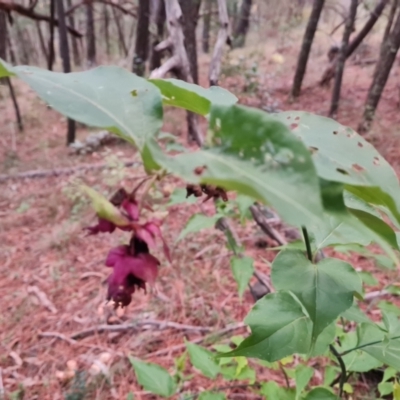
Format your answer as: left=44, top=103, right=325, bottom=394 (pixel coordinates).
left=2, top=21, right=400, bottom=400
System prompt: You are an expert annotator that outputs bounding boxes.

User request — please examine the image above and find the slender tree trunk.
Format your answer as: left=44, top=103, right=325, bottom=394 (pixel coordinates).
left=329, top=0, right=358, bottom=118
left=209, top=0, right=229, bottom=86
left=202, top=0, right=212, bottom=53
left=232, top=0, right=252, bottom=48
left=36, top=22, right=48, bottom=62
left=112, top=6, right=128, bottom=56
left=179, top=0, right=202, bottom=84
left=48, top=0, right=55, bottom=70
left=383, top=0, right=399, bottom=43
left=346, top=0, right=389, bottom=58
left=358, top=4, right=400, bottom=133
left=7, top=34, right=17, bottom=64
left=290, top=0, right=325, bottom=98
left=14, top=19, right=30, bottom=64
left=133, top=0, right=150, bottom=76
left=86, top=0, right=96, bottom=67
left=103, top=3, right=110, bottom=57
left=66, top=0, right=81, bottom=66
left=56, top=0, right=76, bottom=144
left=149, top=0, right=165, bottom=71
left=1, top=11, right=23, bottom=131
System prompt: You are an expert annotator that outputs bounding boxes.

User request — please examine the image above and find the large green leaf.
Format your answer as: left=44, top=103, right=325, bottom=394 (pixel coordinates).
left=231, top=256, right=254, bottom=299
left=339, top=331, right=383, bottom=372
left=260, top=382, right=296, bottom=400
left=217, top=291, right=312, bottom=361
left=186, top=342, right=220, bottom=379
left=303, top=387, right=338, bottom=400
left=149, top=78, right=238, bottom=115
left=295, top=365, right=314, bottom=399
left=357, top=322, right=400, bottom=370
left=272, top=111, right=400, bottom=226
left=271, top=250, right=362, bottom=342
left=159, top=105, right=324, bottom=227
left=129, top=357, right=176, bottom=397
left=0, top=60, right=163, bottom=153
left=341, top=303, right=372, bottom=324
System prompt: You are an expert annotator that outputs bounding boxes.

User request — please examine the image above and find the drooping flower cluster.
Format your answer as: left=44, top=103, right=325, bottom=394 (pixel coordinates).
left=86, top=186, right=170, bottom=307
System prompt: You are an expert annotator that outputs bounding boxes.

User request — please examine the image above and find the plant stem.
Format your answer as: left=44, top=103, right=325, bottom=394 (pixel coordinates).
left=339, top=335, right=400, bottom=356
left=330, top=344, right=347, bottom=398
left=302, top=226, right=313, bottom=261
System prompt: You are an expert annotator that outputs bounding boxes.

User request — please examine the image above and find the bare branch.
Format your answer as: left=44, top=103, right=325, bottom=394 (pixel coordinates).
left=65, top=0, right=137, bottom=18
left=0, top=1, right=83, bottom=37
left=71, top=319, right=213, bottom=340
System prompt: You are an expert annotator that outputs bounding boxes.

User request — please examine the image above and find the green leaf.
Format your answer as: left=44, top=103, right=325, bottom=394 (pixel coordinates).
left=311, top=323, right=336, bottom=356
left=217, top=291, right=312, bottom=361
left=80, top=185, right=129, bottom=226
left=198, top=392, right=226, bottom=400
left=168, top=188, right=197, bottom=206
left=149, top=78, right=238, bottom=115
left=177, top=213, right=221, bottom=242
left=271, top=250, right=362, bottom=342
left=303, top=387, right=338, bottom=400
left=0, top=61, right=163, bottom=163
left=129, top=357, right=176, bottom=397
left=339, top=331, right=383, bottom=372
left=379, top=382, right=394, bottom=396
left=159, top=105, right=323, bottom=227
left=341, top=303, right=372, bottom=324
left=231, top=256, right=254, bottom=299
left=378, top=301, right=400, bottom=317
left=0, top=59, right=14, bottom=77
left=357, top=322, right=400, bottom=370
left=259, top=382, right=295, bottom=400
left=294, top=365, right=313, bottom=399
left=359, top=271, right=378, bottom=286
left=272, top=111, right=400, bottom=227
left=186, top=342, right=220, bottom=379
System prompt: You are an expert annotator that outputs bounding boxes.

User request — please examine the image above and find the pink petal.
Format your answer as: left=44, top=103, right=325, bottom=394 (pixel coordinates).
left=105, top=246, right=128, bottom=267
left=85, top=218, right=116, bottom=235
left=136, top=227, right=156, bottom=249
left=122, top=199, right=139, bottom=221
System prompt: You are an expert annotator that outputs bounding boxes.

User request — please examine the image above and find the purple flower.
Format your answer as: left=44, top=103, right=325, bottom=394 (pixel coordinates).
left=85, top=218, right=116, bottom=235
left=105, top=238, right=160, bottom=307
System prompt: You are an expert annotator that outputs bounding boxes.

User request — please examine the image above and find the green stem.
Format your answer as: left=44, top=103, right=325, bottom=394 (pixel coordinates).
left=302, top=226, right=313, bottom=261
left=339, top=335, right=400, bottom=356
left=330, top=344, right=347, bottom=398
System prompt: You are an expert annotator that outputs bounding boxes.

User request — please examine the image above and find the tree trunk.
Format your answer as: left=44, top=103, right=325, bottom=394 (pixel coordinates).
left=290, top=0, right=325, bottom=98
left=1, top=11, right=23, bottom=131
left=112, top=6, right=128, bottom=56
left=149, top=0, right=165, bottom=71
left=133, top=0, right=150, bottom=76
left=383, top=0, right=399, bottom=43
left=329, top=0, right=358, bottom=118
left=346, top=0, right=389, bottom=58
left=66, top=0, right=81, bottom=66
left=103, top=3, right=110, bottom=56
left=48, top=0, right=55, bottom=70
left=202, top=0, right=212, bottom=53
left=179, top=0, right=201, bottom=84
left=358, top=4, right=400, bottom=133
left=7, top=34, right=17, bottom=64
left=36, top=22, right=48, bottom=62
left=14, top=18, right=30, bottom=64
left=232, top=0, right=252, bottom=48
left=209, top=0, right=229, bottom=86
left=86, top=0, right=96, bottom=67
left=56, top=0, right=76, bottom=144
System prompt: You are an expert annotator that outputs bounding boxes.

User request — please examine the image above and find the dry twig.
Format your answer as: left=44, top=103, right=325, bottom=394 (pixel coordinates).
left=27, top=285, right=57, bottom=314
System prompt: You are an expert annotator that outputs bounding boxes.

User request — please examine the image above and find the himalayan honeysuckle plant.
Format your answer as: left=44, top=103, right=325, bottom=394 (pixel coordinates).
left=3, top=58, right=400, bottom=399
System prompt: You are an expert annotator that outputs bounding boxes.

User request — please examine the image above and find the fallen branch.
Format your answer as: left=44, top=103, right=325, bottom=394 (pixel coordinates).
left=0, top=1, right=83, bottom=37
left=0, top=160, right=139, bottom=182
left=38, top=331, right=77, bottom=345
left=27, top=285, right=57, bottom=314
left=144, top=322, right=246, bottom=358
left=71, top=319, right=213, bottom=340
